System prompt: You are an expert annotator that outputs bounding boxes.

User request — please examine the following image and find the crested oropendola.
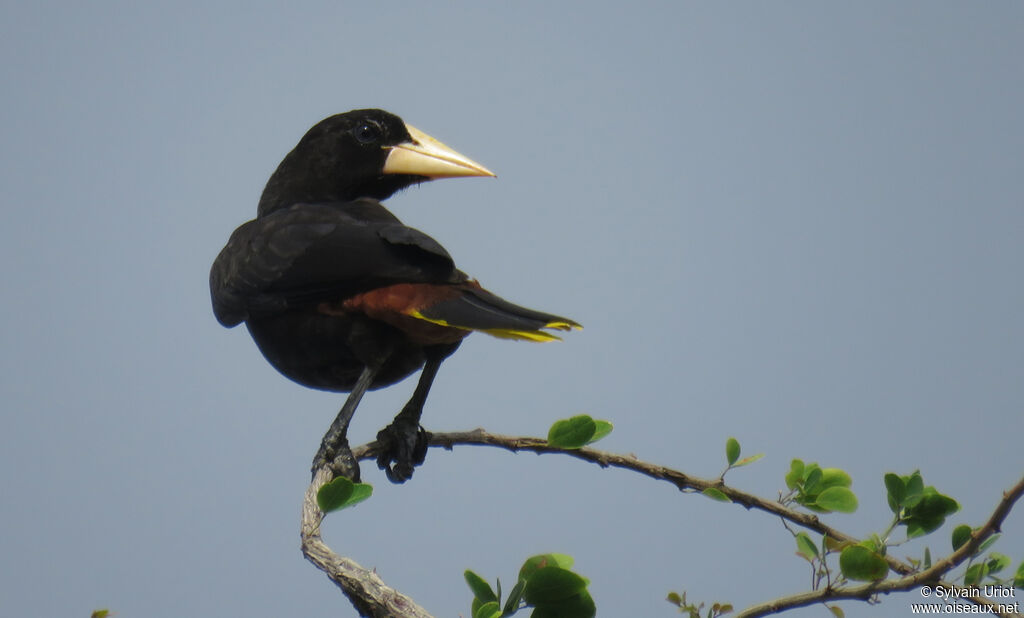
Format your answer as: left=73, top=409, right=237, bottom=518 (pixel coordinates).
left=210, top=109, right=580, bottom=483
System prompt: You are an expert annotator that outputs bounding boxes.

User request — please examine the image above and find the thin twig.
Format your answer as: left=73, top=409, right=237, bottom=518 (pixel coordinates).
left=735, top=475, right=1024, bottom=618
left=355, top=430, right=899, bottom=569
left=358, top=430, right=1023, bottom=617
left=305, top=428, right=1022, bottom=618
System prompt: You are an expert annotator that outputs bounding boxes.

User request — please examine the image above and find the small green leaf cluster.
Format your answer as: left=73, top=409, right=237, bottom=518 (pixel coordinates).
left=838, top=541, right=889, bottom=582
left=723, top=437, right=764, bottom=475
left=702, top=437, right=764, bottom=502
left=784, top=463, right=888, bottom=583
left=465, top=553, right=595, bottom=618
left=884, top=471, right=959, bottom=538
left=785, top=460, right=858, bottom=514
left=950, top=524, right=1024, bottom=588
left=547, top=415, right=612, bottom=449
left=793, top=529, right=889, bottom=584
left=315, top=476, right=373, bottom=513
left=666, top=589, right=732, bottom=617
left=965, top=551, right=1012, bottom=587
left=787, top=470, right=969, bottom=585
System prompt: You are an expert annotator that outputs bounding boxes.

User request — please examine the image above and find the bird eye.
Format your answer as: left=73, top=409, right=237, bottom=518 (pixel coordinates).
left=352, top=121, right=383, bottom=144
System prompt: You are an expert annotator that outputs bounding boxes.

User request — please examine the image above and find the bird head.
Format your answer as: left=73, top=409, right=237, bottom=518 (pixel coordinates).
left=257, top=109, right=494, bottom=217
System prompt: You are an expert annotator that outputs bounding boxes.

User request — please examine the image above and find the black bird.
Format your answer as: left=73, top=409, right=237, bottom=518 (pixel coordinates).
left=210, top=109, right=580, bottom=483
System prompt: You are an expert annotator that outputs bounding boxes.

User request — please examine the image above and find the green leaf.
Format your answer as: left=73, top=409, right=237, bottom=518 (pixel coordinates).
left=504, top=579, right=526, bottom=615
left=702, top=487, right=731, bottom=502
left=316, top=476, right=375, bottom=512
left=986, top=552, right=1011, bottom=574
left=530, top=589, right=596, bottom=618
left=474, top=601, right=502, bottom=618
left=828, top=605, right=845, bottom=618
left=924, top=547, right=932, bottom=569
left=589, top=420, right=613, bottom=444
left=666, top=591, right=683, bottom=606
left=725, top=437, right=740, bottom=466
left=91, top=611, right=111, bottom=618
left=345, top=483, right=373, bottom=508
left=819, top=468, right=852, bottom=490
left=884, top=473, right=905, bottom=514
left=465, top=570, right=498, bottom=603
left=904, top=489, right=959, bottom=537
left=734, top=453, right=765, bottom=468
left=815, top=487, right=858, bottom=513
left=518, top=554, right=575, bottom=582
left=964, top=562, right=988, bottom=587
left=839, top=545, right=889, bottom=581
left=951, top=525, right=972, bottom=552
left=1014, top=561, right=1024, bottom=588
left=906, top=517, right=944, bottom=539
left=317, top=476, right=354, bottom=512
left=904, top=471, right=924, bottom=508
left=795, top=533, right=819, bottom=561
left=786, top=459, right=805, bottom=490
left=977, top=533, right=1001, bottom=555
left=523, top=567, right=587, bottom=604
left=916, top=490, right=960, bottom=518
left=547, top=415, right=597, bottom=449
left=803, top=466, right=823, bottom=496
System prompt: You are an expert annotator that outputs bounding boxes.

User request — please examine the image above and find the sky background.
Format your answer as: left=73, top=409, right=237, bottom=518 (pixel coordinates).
left=1, top=3, right=1022, bottom=617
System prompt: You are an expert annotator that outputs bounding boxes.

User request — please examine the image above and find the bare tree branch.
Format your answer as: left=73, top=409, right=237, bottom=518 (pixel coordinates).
left=301, top=428, right=1023, bottom=617
left=356, top=430, right=908, bottom=574
left=301, top=467, right=434, bottom=618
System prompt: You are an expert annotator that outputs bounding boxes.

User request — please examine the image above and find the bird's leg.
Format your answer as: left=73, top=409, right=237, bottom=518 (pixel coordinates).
left=313, top=364, right=379, bottom=482
left=376, top=342, right=461, bottom=483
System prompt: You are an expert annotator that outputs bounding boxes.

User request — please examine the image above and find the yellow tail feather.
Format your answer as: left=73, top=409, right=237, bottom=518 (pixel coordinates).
left=409, top=311, right=567, bottom=342
left=482, top=328, right=563, bottom=342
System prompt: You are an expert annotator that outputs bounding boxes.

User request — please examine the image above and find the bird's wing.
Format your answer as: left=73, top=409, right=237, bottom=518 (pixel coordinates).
left=210, top=201, right=460, bottom=327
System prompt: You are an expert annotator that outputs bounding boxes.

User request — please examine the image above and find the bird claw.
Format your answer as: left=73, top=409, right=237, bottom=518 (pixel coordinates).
left=376, top=420, right=430, bottom=483
left=313, top=439, right=361, bottom=483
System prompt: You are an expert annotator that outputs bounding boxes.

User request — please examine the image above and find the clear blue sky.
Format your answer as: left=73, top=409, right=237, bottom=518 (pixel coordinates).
left=1, top=3, right=1021, bottom=617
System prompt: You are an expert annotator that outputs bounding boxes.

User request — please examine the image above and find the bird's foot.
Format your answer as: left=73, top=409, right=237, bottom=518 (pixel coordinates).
left=375, top=418, right=430, bottom=484
left=312, top=438, right=361, bottom=483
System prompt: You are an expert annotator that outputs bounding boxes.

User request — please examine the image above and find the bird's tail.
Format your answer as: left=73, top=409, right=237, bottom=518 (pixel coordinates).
left=411, top=285, right=582, bottom=342
left=341, top=282, right=581, bottom=342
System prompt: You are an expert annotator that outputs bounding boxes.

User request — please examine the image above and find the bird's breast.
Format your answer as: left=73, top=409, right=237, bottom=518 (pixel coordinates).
left=244, top=307, right=429, bottom=392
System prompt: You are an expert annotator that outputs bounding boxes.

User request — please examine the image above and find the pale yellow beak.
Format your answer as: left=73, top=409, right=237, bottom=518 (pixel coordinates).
left=382, top=124, right=496, bottom=179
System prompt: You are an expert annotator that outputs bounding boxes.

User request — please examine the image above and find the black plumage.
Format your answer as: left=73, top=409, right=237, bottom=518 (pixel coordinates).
left=211, top=109, right=579, bottom=482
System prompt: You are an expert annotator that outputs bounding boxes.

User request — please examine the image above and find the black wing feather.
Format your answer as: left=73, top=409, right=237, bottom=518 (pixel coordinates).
left=210, top=200, right=461, bottom=327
